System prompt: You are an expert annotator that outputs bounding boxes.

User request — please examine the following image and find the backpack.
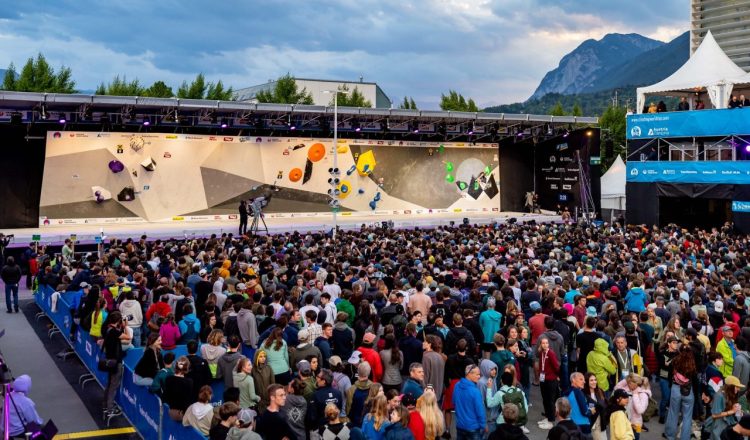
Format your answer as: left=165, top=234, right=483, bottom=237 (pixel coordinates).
left=502, top=386, right=527, bottom=425
left=557, top=422, right=584, bottom=440
left=180, top=320, right=199, bottom=343
left=642, top=396, right=658, bottom=422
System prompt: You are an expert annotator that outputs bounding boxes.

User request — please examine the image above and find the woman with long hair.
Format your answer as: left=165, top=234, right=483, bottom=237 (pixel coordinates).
left=537, top=335, right=560, bottom=430
left=233, top=357, right=260, bottom=409
left=384, top=404, right=413, bottom=440
left=417, top=388, right=445, bottom=440
left=163, top=356, right=194, bottom=421
left=251, top=349, right=275, bottom=413
left=380, top=334, right=404, bottom=394
left=659, top=317, right=684, bottom=344
left=705, top=376, right=745, bottom=440
left=263, top=327, right=290, bottom=384
left=133, top=333, right=164, bottom=386
left=159, top=312, right=181, bottom=350
left=664, top=346, right=697, bottom=440
left=362, top=394, right=391, bottom=440
left=199, top=313, right=217, bottom=343
left=613, top=374, right=651, bottom=440
left=200, top=329, right=226, bottom=377
left=515, top=327, right=533, bottom=400
left=584, top=372, right=607, bottom=440
left=90, top=297, right=108, bottom=339
left=365, top=383, right=385, bottom=414
left=608, top=389, right=635, bottom=440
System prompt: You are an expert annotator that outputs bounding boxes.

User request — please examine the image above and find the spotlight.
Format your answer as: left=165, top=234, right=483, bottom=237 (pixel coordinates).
left=39, top=105, right=49, bottom=120
left=289, top=124, right=296, bottom=130
left=744, top=144, right=750, bottom=153
left=586, top=130, right=593, bottom=137
left=354, top=126, right=361, bottom=132
left=143, top=116, right=151, bottom=126
left=562, top=129, right=569, bottom=138
left=467, top=121, right=474, bottom=135
left=220, top=118, right=229, bottom=129
left=351, top=118, right=361, bottom=132
left=58, top=114, right=67, bottom=124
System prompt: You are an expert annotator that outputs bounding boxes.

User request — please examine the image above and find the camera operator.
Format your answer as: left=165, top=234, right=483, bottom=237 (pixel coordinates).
left=0, top=234, right=11, bottom=264
left=102, top=311, right=127, bottom=417
left=1, top=256, right=22, bottom=313
left=6, top=374, right=44, bottom=439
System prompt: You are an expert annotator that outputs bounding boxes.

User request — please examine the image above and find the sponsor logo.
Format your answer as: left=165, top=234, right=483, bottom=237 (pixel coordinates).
left=209, top=136, right=217, bottom=141
left=223, top=137, right=234, bottom=141
left=630, top=168, right=639, bottom=176
left=172, top=216, right=185, bottom=221
left=549, top=156, right=556, bottom=163
left=185, top=135, right=202, bottom=140
left=228, top=214, right=238, bottom=220
left=96, top=133, right=111, bottom=138
left=53, top=132, right=62, bottom=138
left=551, top=184, right=558, bottom=190
left=563, top=184, right=572, bottom=190
left=453, top=208, right=463, bottom=213
left=630, top=126, right=641, bottom=137
left=165, top=135, right=178, bottom=139
left=404, top=210, right=411, bottom=214
left=239, top=137, right=252, bottom=142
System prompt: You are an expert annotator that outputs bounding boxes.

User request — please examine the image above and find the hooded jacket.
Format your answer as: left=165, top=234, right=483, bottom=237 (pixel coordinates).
left=251, top=350, right=275, bottom=413
left=479, top=309, right=502, bottom=344
left=178, top=313, right=202, bottom=339
left=358, top=345, right=383, bottom=383
left=226, top=426, right=262, bottom=440
left=586, top=338, right=617, bottom=392
left=614, top=379, right=651, bottom=426
left=488, top=423, right=529, bottom=440
left=233, top=370, right=260, bottom=409
left=453, top=378, right=486, bottom=431
left=182, top=401, right=213, bottom=435
left=237, top=308, right=259, bottom=348
left=346, top=379, right=373, bottom=427
left=119, top=298, right=143, bottom=327
left=290, top=343, right=322, bottom=373
left=733, top=350, right=750, bottom=385
left=8, top=375, right=42, bottom=437
left=216, top=350, right=246, bottom=389
left=282, top=393, right=308, bottom=440
left=624, top=287, right=647, bottom=313
left=477, top=359, right=499, bottom=423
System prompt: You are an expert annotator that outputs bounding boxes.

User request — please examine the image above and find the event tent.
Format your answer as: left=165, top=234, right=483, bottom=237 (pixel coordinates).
left=637, top=31, right=750, bottom=113
left=600, top=155, right=625, bottom=220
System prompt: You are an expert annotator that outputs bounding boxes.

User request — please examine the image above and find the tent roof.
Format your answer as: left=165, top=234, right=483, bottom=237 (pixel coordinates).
left=601, top=155, right=625, bottom=198
left=638, top=31, right=749, bottom=96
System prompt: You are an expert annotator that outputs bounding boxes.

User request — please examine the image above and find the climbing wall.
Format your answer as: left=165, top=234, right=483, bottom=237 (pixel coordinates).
left=39, top=132, right=500, bottom=225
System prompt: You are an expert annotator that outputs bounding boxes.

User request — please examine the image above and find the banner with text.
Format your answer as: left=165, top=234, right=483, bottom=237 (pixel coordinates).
left=626, top=161, right=750, bottom=184
left=627, top=108, right=750, bottom=139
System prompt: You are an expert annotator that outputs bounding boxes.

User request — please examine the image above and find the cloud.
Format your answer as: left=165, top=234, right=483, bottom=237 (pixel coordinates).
left=0, top=0, right=691, bottom=107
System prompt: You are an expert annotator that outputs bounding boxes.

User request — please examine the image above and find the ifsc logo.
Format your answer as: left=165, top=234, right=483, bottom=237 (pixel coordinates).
left=630, top=126, right=641, bottom=137
left=630, top=168, right=639, bottom=176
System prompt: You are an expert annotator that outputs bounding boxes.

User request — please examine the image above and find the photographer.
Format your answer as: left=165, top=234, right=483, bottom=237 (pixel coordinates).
left=6, top=375, right=44, bottom=439
left=1, top=256, right=22, bottom=313
left=102, top=311, right=127, bottom=417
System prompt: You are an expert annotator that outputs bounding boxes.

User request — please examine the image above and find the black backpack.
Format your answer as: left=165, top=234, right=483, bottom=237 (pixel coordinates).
left=557, top=422, right=584, bottom=440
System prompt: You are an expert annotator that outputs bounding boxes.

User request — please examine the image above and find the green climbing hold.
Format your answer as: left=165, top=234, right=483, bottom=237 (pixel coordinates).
left=445, top=162, right=454, bottom=172
left=438, top=145, right=445, bottom=153
left=457, top=181, right=468, bottom=191
left=445, top=174, right=455, bottom=183
left=484, top=166, right=492, bottom=176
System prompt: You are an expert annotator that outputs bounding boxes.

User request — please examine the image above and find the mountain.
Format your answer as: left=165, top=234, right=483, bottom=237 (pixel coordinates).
left=529, top=33, right=663, bottom=100
left=486, top=31, right=689, bottom=116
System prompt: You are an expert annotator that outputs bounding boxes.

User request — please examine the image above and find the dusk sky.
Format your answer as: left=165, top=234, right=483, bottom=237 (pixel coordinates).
left=0, top=0, right=688, bottom=108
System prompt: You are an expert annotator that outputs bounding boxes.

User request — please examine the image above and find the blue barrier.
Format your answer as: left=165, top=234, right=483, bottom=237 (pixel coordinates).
left=161, top=404, right=207, bottom=440
left=117, top=365, right=161, bottom=440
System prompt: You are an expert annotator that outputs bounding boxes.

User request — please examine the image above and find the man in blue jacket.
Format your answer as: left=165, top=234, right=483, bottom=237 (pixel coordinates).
left=453, top=364, right=487, bottom=439
left=565, top=372, right=593, bottom=436
left=624, top=279, right=648, bottom=313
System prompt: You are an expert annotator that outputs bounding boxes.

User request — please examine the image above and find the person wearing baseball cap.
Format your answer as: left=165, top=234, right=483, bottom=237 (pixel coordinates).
left=356, top=332, right=383, bottom=383
left=608, top=389, right=633, bottom=440
left=717, top=325, right=738, bottom=377
left=706, top=376, right=746, bottom=440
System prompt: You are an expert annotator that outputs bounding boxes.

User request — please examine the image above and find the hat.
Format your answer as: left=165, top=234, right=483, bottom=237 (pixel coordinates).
left=715, top=302, right=724, bottom=313
left=586, top=306, right=597, bottom=317
left=357, top=361, right=371, bottom=379
left=623, top=321, right=635, bottom=330
left=401, top=393, right=417, bottom=407
left=722, top=325, right=734, bottom=333
left=733, top=284, right=742, bottom=292
left=562, top=303, right=573, bottom=315
left=297, top=328, right=311, bottom=343
left=612, top=389, right=631, bottom=400
left=610, top=286, right=620, bottom=294
left=348, top=350, right=363, bottom=365
left=238, top=408, right=256, bottom=425
left=296, top=360, right=312, bottom=376
left=79, top=282, right=91, bottom=289
left=329, top=356, right=343, bottom=367
left=582, top=276, right=590, bottom=285
left=236, top=283, right=246, bottom=291
left=725, top=375, right=746, bottom=389
left=739, top=414, right=750, bottom=430
left=116, top=277, right=125, bottom=284
left=198, top=269, right=207, bottom=276
left=530, top=301, right=541, bottom=311
left=362, top=332, right=376, bottom=344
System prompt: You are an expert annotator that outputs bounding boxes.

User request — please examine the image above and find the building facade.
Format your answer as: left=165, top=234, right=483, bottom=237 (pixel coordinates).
left=233, top=78, right=392, bottom=108
left=691, top=0, right=750, bottom=71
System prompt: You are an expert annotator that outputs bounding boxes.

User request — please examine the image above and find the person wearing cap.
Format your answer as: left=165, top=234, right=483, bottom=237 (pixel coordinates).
left=706, top=376, right=746, bottom=440
left=346, top=361, right=374, bottom=428
left=357, top=331, right=383, bottom=383
left=717, top=325, right=738, bottom=378
left=608, top=389, right=634, bottom=440
left=290, top=328, right=322, bottom=374
left=226, top=407, right=261, bottom=440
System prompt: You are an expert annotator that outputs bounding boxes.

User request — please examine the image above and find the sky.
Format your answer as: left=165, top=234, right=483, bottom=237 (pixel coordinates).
left=0, top=0, right=688, bottom=109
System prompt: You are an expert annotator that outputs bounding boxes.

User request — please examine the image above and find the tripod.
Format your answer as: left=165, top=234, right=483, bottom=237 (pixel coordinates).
left=576, top=150, right=597, bottom=224
left=249, top=205, right=268, bottom=235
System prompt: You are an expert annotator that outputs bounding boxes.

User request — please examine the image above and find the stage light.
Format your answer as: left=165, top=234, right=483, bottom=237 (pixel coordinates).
left=351, top=118, right=361, bottom=132
left=562, top=129, right=569, bottom=138
left=289, top=124, right=296, bottom=130
left=58, top=114, right=66, bottom=124
left=220, top=118, right=229, bottom=129
left=744, top=144, right=750, bottom=153
left=467, top=122, right=474, bottom=135
left=586, top=130, right=593, bottom=137
left=143, top=116, right=151, bottom=126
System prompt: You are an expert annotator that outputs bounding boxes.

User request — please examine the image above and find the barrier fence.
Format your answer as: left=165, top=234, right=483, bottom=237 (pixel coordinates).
left=34, top=285, right=209, bottom=440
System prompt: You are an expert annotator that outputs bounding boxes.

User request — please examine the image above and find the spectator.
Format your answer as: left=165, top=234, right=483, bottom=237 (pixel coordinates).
left=381, top=334, right=405, bottom=394
left=1, top=256, right=22, bottom=313
left=159, top=313, right=181, bottom=350
left=537, top=335, right=560, bottom=430
left=452, top=364, right=486, bottom=440
left=402, top=362, right=425, bottom=399
left=283, top=378, right=308, bottom=440
left=358, top=332, right=384, bottom=383
left=217, top=335, right=247, bottom=389
left=347, top=361, right=374, bottom=428
left=609, top=389, right=635, bottom=440
left=717, top=326, right=737, bottom=377
left=226, top=408, right=261, bottom=440
left=102, top=311, right=126, bottom=418
left=163, top=356, right=195, bottom=421
left=417, top=388, right=444, bottom=440
left=677, top=97, right=690, bottom=111
left=133, top=333, right=164, bottom=386
left=233, top=357, right=260, bottom=409
left=209, top=402, right=240, bottom=440
left=547, top=397, right=582, bottom=440
left=421, top=335, right=445, bottom=402
left=479, top=297, right=502, bottom=357
left=318, top=403, right=354, bottom=439
left=362, top=394, right=390, bottom=440
left=384, top=404, right=415, bottom=440
left=150, top=351, right=175, bottom=396
left=256, top=383, right=297, bottom=440
left=182, top=385, right=214, bottom=435
left=488, top=403, right=527, bottom=440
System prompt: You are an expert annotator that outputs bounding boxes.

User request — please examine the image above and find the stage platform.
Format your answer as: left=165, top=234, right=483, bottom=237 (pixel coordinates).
left=2, top=211, right=558, bottom=246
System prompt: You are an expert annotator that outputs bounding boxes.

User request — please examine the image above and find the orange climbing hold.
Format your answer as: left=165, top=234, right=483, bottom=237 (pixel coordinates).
left=289, top=168, right=303, bottom=182
left=307, top=143, right=326, bottom=162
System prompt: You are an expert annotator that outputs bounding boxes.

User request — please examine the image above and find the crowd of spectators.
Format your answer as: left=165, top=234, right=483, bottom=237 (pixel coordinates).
left=10, top=219, right=750, bottom=440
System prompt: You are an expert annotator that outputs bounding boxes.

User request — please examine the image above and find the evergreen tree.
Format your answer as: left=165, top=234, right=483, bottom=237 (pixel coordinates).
left=399, top=96, right=418, bottom=110
left=572, top=103, right=583, bottom=117
left=95, top=75, right=144, bottom=96
left=330, top=84, right=371, bottom=107
left=2, top=63, right=16, bottom=91
left=550, top=101, right=566, bottom=116
left=5, top=54, right=76, bottom=93
left=440, top=90, right=479, bottom=112
left=255, top=74, right=313, bottom=104
left=143, top=81, right=174, bottom=98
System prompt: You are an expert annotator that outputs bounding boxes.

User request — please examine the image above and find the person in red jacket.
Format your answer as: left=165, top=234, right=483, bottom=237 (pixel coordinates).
left=537, top=335, right=560, bottom=430
left=358, top=332, right=383, bottom=383
left=146, top=295, right=172, bottom=331
left=402, top=393, right=425, bottom=440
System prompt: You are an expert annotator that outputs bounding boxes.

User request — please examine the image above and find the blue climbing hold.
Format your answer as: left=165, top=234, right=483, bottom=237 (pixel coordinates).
left=369, top=200, right=377, bottom=210
left=374, top=192, right=381, bottom=202
left=346, top=165, right=356, bottom=176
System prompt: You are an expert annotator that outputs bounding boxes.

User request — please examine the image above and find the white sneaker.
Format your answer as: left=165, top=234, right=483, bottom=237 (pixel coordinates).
left=539, top=420, right=554, bottom=430
left=521, top=426, right=530, bottom=434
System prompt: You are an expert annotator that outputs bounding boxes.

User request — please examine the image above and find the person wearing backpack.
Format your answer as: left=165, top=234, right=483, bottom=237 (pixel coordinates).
left=487, top=371, right=529, bottom=434
left=178, top=304, right=201, bottom=344
left=547, top=397, right=584, bottom=440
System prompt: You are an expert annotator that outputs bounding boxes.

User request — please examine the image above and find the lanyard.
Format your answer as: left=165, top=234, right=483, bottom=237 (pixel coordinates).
left=617, top=350, right=630, bottom=370
left=541, top=350, right=547, bottom=371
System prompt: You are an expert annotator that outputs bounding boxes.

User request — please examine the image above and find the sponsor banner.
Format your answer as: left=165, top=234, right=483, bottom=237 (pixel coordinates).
left=117, top=368, right=161, bottom=440
left=627, top=108, right=750, bottom=139
left=733, top=201, right=750, bottom=212
left=627, top=161, right=750, bottom=184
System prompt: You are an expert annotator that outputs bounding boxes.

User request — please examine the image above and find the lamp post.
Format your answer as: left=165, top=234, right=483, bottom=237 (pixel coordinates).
left=322, top=89, right=350, bottom=240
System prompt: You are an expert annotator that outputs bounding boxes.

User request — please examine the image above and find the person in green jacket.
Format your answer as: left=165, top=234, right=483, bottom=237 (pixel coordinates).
left=717, top=326, right=738, bottom=378
left=336, top=291, right=356, bottom=328
left=150, top=352, right=175, bottom=396
left=233, top=357, right=261, bottom=409
left=587, top=338, right=617, bottom=392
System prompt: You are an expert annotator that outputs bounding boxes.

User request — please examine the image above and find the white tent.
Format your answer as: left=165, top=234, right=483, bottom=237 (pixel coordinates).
left=637, top=31, right=750, bottom=112
left=600, top=155, right=626, bottom=219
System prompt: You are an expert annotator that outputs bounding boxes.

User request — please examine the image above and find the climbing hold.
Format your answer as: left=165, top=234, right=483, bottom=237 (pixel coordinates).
left=445, top=174, right=455, bottom=183
left=337, top=144, right=349, bottom=154
left=445, top=162, right=454, bottom=172
left=307, top=143, right=326, bottom=162
left=358, top=188, right=365, bottom=194
left=289, top=168, right=303, bottom=182
left=108, top=160, right=124, bottom=173
left=346, top=165, right=357, bottom=176
left=438, top=144, right=445, bottom=153
left=373, top=192, right=381, bottom=202
left=338, top=180, right=351, bottom=198
left=356, top=150, right=377, bottom=176
left=369, top=200, right=377, bottom=210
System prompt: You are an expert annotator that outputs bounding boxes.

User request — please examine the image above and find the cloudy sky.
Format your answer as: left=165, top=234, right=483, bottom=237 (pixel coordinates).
left=0, top=0, right=687, bottom=109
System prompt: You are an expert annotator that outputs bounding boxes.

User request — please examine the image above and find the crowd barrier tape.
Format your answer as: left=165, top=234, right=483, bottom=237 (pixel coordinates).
left=33, top=285, right=212, bottom=440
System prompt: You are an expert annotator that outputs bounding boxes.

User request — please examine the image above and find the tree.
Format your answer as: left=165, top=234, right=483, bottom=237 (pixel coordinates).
left=176, top=73, right=233, bottom=100
left=205, top=80, right=233, bottom=100
left=255, top=74, right=313, bottom=104
left=95, top=75, right=144, bottom=96
left=550, top=101, right=566, bottom=116
left=599, top=105, right=627, bottom=169
left=3, top=53, right=76, bottom=93
left=143, top=81, right=174, bottom=98
left=330, top=84, right=371, bottom=107
left=572, top=103, right=583, bottom=117
left=440, top=90, right=478, bottom=112
left=399, top=96, right=417, bottom=110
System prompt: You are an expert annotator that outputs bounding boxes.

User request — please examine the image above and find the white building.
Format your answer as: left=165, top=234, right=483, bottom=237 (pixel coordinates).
left=233, top=78, right=393, bottom=108
left=692, top=0, right=750, bottom=71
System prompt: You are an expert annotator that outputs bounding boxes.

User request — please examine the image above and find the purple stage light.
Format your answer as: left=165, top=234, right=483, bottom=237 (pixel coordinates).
left=143, top=120, right=150, bottom=126
left=220, top=123, right=228, bottom=128
left=58, top=118, right=66, bottom=124
left=290, top=125, right=296, bottom=130
left=355, top=127, right=361, bottom=132
left=468, top=130, right=474, bottom=135
left=744, top=144, right=750, bottom=153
